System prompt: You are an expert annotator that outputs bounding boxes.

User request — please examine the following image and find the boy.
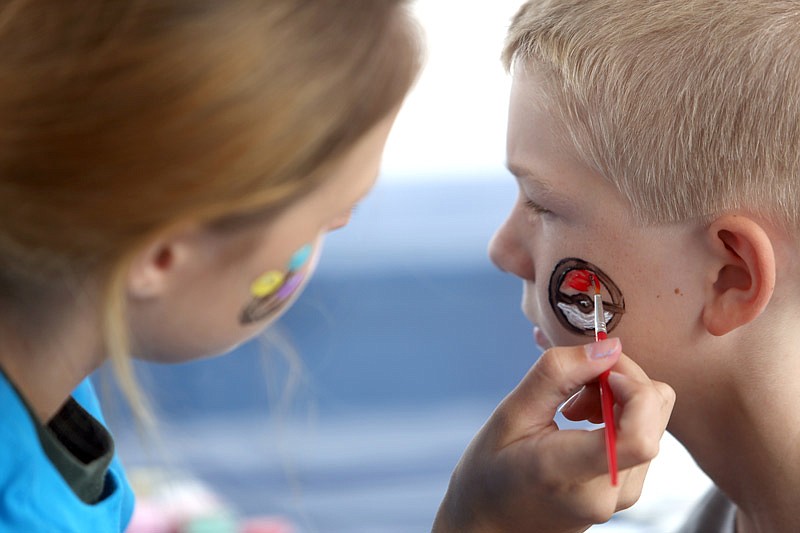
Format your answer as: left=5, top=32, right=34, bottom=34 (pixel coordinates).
left=433, top=1, right=800, bottom=532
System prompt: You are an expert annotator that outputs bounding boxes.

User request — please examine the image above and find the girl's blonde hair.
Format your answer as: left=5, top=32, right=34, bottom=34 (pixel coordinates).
left=0, top=0, right=422, bottom=419
left=504, top=0, right=800, bottom=229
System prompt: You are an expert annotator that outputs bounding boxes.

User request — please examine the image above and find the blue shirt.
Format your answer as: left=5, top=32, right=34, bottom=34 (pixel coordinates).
left=0, top=372, right=134, bottom=532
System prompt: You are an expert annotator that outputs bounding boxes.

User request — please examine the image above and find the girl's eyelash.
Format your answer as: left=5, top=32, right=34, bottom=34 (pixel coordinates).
left=524, top=199, right=551, bottom=215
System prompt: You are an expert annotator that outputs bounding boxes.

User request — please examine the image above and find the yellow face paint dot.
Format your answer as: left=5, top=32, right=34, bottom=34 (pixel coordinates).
left=250, top=270, right=285, bottom=298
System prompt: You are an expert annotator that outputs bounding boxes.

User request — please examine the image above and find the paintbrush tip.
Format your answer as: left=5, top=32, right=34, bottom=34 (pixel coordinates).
left=589, top=274, right=602, bottom=295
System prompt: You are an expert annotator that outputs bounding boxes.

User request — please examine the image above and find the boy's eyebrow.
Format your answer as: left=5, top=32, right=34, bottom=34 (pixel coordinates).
left=506, top=162, right=553, bottom=191
left=506, top=162, right=568, bottom=201
left=506, top=162, right=573, bottom=209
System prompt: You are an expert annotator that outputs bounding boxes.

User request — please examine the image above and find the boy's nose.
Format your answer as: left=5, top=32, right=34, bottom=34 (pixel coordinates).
left=488, top=214, right=535, bottom=281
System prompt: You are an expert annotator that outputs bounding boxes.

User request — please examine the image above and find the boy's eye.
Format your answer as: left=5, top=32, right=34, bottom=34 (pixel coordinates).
left=524, top=198, right=552, bottom=215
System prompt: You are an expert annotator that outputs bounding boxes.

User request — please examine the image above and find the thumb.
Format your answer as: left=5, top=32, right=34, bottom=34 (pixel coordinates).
left=506, top=338, right=622, bottom=431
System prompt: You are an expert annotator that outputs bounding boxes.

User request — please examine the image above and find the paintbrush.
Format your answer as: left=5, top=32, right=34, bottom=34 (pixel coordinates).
left=589, top=273, right=618, bottom=486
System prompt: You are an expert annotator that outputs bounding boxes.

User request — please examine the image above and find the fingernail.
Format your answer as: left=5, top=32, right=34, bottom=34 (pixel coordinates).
left=585, top=338, right=621, bottom=360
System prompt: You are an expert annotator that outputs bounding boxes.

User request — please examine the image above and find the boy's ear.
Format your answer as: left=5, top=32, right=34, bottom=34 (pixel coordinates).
left=702, top=214, right=776, bottom=336
left=127, top=225, right=199, bottom=300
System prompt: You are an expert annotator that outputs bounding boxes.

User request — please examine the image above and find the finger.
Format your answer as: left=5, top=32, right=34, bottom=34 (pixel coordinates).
left=570, top=353, right=672, bottom=425
left=611, top=372, right=676, bottom=413
left=562, top=351, right=655, bottom=422
left=511, top=425, right=614, bottom=485
left=608, top=352, right=651, bottom=383
left=550, top=377, right=666, bottom=486
left=616, top=461, right=651, bottom=511
left=505, top=338, right=622, bottom=430
left=512, top=373, right=667, bottom=487
left=608, top=372, right=676, bottom=471
left=561, top=384, right=603, bottom=423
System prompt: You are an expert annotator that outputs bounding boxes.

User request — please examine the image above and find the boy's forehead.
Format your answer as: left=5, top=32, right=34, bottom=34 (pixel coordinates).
left=507, top=67, right=569, bottom=155
left=508, top=67, right=554, bottom=114
left=506, top=72, right=571, bottom=187
left=506, top=70, right=624, bottom=209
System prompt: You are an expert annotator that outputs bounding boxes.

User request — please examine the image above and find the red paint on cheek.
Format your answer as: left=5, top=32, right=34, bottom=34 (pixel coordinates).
left=565, top=269, right=592, bottom=292
left=565, top=269, right=606, bottom=294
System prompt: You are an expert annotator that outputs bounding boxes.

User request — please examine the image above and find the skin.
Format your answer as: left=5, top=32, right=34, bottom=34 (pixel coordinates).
left=0, top=109, right=399, bottom=423
left=437, top=65, right=800, bottom=532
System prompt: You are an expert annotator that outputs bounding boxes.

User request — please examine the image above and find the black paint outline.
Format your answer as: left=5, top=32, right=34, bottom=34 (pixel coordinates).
left=548, top=257, right=625, bottom=336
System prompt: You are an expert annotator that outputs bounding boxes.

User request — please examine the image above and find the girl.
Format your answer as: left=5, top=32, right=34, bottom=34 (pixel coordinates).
left=0, top=0, right=421, bottom=529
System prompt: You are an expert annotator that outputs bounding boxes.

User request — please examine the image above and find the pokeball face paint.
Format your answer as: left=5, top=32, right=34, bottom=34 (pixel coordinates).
left=548, top=257, right=625, bottom=336
left=240, top=243, right=314, bottom=325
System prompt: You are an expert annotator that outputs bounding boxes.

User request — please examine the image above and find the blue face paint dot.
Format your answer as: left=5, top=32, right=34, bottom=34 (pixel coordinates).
left=287, top=244, right=313, bottom=271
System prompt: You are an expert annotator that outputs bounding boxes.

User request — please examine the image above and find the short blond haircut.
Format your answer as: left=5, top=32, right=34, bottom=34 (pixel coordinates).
left=504, top=0, right=800, bottom=229
left=0, top=0, right=422, bottom=420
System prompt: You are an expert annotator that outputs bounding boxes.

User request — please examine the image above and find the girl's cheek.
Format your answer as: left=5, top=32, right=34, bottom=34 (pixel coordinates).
left=238, top=242, right=319, bottom=325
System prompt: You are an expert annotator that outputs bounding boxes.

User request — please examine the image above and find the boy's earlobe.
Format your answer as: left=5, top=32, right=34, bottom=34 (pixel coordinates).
left=702, top=215, right=776, bottom=336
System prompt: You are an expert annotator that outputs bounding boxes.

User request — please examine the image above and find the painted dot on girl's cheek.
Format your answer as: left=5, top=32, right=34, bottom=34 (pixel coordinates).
left=276, top=271, right=305, bottom=299
left=287, top=244, right=313, bottom=271
left=250, top=270, right=285, bottom=297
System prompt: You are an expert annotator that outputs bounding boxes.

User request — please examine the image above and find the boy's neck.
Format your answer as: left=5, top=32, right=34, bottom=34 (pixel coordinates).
left=670, top=329, right=800, bottom=533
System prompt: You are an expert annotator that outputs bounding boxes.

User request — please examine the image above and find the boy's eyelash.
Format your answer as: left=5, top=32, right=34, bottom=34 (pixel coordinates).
left=524, top=199, right=551, bottom=215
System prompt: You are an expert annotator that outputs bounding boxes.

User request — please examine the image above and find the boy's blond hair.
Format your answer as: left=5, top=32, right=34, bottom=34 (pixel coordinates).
left=504, top=0, right=800, bottom=229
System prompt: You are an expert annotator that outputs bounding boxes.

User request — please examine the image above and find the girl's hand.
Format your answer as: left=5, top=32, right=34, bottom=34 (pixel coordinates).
left=432, top=338, right=676, bottom=533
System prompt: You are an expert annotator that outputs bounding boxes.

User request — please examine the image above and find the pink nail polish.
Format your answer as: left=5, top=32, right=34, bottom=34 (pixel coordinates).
left=585, top=337, right=620, bottom=360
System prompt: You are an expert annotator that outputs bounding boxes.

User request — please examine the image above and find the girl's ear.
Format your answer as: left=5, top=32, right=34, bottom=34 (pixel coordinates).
left=127, top=225, right=200, bottom=300
left=702, top=214, right=776, bottom=336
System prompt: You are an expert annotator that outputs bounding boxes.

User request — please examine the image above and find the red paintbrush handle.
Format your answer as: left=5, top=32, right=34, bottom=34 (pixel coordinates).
left=586, top=274, right=616, bottom=485
left=599, top=369, right=618, bottom=486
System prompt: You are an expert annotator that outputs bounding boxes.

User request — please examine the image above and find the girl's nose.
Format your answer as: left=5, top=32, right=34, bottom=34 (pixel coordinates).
left=327, top=211, right=353, bottom=232
left=488, top=211, right=535, bottom=281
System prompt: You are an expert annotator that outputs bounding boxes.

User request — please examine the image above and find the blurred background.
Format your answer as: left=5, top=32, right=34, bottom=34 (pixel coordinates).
left=100, top=2, right=712, bottom=532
